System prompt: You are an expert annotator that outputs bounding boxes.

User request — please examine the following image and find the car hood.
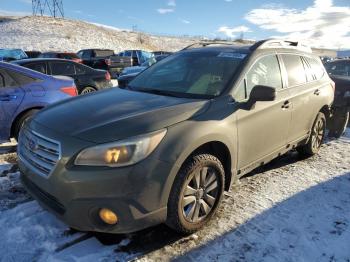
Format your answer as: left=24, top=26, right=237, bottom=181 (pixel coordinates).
left=33, top=88, right=210, bottom=143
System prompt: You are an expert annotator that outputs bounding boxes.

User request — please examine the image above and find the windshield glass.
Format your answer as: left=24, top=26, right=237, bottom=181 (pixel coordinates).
left=0, top=49, right=28, bottom=60
left=129, top=50, right=246, bottom=98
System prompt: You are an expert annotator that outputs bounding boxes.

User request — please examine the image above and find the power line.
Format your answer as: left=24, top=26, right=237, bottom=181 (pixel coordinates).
left=32, top=0, right=64, bottom=18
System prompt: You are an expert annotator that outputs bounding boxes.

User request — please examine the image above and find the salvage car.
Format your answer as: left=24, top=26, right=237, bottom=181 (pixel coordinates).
left=13, top=58, right=113, bottom=95
left=324, top=60, right=350, bottom=137
left=19, top=40, right=334, bottom=234
left=77, top=49, right=132, bottom=78
left=39, top=52, right=83, bottom=63
left=0, top=62, right=77, bottom=142
left=0, top=49, right=28, bottom=62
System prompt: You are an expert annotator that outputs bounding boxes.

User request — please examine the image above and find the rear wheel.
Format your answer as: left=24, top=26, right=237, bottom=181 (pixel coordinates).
left=166, top=154, right=225, bottom=234
left=297, top=112, right=326, bottom=157
left=13, top=109, right=39, bottom=140
left=80, top=86, right=96, bottom=95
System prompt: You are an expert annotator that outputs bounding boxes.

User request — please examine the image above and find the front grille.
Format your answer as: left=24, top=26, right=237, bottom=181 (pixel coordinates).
left=21, top=174, right=66, bottom=215
left=18, top=129, right=60, bottom=177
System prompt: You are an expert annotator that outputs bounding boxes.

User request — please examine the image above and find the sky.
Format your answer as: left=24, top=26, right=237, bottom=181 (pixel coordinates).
left=1, top=0, right=350, bottom=49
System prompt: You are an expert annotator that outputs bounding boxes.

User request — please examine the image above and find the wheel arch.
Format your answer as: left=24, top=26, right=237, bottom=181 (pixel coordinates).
left=10, top=107, right=43, bottom=137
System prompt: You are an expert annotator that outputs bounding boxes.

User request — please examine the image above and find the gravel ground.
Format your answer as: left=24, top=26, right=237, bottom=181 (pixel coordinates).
left=0, top=130, right=349, bottom=261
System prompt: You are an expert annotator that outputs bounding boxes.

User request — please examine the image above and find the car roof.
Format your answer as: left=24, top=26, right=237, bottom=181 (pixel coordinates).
left=13, top=58, right=77, bottom=64
left=0, top=61, right=50, bottom=79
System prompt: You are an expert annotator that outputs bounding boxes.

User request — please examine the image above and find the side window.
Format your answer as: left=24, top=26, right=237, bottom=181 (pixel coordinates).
left=82, top=51, right=91, bottom=59
left=282, top=54, right=307, bottom=87
left=233, top=80, right=247, bottom=101
left=51, top=62, right=75, bottom=75
left=0, top=69, right=18, bottom=87
left=246, top=55, right=283, bottom=97
left=301, top=57, right=314, bottom=82
left=75, top=64, right=87, bottom=75
left=306, top=57, right=326, bottom=79
left=26, top=62, right=46, bottom=74
left=7, top=69, right=38, bottom=85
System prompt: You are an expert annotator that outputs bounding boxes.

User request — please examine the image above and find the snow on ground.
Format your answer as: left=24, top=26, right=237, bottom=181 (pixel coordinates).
left=0, top=130, right=349, bottom=261
left=0, top=16, right=197, bottom=52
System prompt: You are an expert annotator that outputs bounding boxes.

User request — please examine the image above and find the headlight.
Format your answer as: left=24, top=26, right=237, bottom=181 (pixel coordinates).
left=74, top=129, right=167, bottom=167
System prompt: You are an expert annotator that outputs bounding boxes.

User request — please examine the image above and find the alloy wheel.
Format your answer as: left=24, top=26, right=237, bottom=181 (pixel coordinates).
left=181, top=166, right=219, bottom=223
left=311, top=118, right=324, bottom=150
left=81, top=87, right=96, bottom=94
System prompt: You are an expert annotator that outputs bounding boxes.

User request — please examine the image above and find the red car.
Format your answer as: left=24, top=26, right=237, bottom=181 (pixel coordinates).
left=39, top=52, right=82, bottom=63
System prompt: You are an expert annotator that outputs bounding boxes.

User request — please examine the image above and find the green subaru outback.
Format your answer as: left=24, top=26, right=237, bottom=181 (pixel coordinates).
left=18, top=40, right=334, bottom=234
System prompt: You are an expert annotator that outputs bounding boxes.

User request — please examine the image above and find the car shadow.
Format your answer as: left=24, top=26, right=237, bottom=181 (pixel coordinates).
left=91, top=148, right=323, bottom=258
left=174, top=172, right=350, bottom=261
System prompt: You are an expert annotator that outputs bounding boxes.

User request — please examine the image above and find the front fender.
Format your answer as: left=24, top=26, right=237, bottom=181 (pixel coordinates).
left=156, top=119, right=237, bottom=207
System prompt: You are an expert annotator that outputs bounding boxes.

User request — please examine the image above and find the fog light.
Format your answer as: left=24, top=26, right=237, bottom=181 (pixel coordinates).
left=99, top=208, right=118, bottom=225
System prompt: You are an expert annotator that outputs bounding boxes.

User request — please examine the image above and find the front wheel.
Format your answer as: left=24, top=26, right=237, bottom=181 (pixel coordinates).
left=166, top=154, right=225, bottom=234
left=297, top=112, right=326, bottom=157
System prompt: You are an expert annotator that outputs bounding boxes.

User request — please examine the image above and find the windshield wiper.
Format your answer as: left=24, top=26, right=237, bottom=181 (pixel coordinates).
left=129, top=87, right=185, bottom=98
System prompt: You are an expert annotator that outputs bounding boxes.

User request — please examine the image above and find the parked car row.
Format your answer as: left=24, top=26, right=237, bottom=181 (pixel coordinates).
left=0, top=48, right=170, bottom=79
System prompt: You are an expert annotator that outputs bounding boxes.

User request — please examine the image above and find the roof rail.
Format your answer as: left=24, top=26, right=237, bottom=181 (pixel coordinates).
left=250, top=39, right=312, bottom=53
left=181, top=41, right=238, bottom=51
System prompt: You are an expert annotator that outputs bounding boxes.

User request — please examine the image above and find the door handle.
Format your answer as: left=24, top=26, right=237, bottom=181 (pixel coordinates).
left=314, top=89, right=320, bottom=96
left=281, top=100, right=291, bottom=109
left=0, top=95, right=17, bottom=101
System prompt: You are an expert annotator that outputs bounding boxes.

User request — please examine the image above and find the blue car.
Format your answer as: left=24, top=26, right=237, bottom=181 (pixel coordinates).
left=0, top=62, right=77, bottom=142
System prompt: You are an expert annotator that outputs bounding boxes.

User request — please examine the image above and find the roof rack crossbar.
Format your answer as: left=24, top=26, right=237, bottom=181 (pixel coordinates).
left=181, top=41, right=238, bottom=51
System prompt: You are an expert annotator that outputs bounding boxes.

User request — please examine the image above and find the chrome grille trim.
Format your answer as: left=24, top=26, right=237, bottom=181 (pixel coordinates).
left=18, top=129, right=61, bottom=178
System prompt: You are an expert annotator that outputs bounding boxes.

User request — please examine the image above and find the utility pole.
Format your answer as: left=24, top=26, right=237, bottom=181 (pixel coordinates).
left=32, top=0, right=64, bottom=18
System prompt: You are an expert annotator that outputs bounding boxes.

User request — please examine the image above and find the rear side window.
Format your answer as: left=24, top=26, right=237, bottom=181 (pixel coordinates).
left=245, top=55, right=283, bottom=96
left=94, top=50, right=114, bottom=57
left=0, top=69, right=18, bottom=87
left=282, top=54, right=307, bottom=87
left=74, top=64, right=88, bottom=74
left=7, top=69, right=38, bottom=85
left=50, top=62, right=75, bottom=75
left=25, top=62, right=47, bottom=74
left=306, top=57, right=325, bottom=80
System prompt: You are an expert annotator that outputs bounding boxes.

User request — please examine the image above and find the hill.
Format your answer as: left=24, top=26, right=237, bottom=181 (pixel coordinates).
left=0, top=16, right=198, bottom=52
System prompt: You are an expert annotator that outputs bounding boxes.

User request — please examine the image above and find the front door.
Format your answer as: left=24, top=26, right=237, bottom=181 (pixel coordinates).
left=233, top=54, right=292, bottom=170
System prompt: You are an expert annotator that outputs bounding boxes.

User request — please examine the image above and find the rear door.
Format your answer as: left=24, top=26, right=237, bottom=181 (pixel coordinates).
left=234, top=54, right=292, bottom=169
left=49, top=61, right=79, bottom=87
left=0, top=69, right=25, bottom=141
left=280, top=54, right=324, bottom=142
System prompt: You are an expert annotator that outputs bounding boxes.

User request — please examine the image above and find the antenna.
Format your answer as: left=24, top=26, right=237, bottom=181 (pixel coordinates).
left=32, top=0, right=64, bottom=18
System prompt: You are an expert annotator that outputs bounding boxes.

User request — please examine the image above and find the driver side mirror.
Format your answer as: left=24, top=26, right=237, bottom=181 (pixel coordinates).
left=244, top=85, right=276, bottom=110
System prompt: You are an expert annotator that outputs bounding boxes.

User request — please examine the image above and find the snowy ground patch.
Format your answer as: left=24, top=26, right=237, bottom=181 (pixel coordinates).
left=0, top=131, right=349, bottom=261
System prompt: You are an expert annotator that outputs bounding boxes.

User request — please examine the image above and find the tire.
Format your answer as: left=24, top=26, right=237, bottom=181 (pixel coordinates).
left=80, top=86, right=97, bottom=95
left=328, top=110, right=349, bottom=138
left=13, top=109, right=39, bottom=140
left=166, top=154, right=225, bottom=234
left=297, top=112, right=326, bottom=157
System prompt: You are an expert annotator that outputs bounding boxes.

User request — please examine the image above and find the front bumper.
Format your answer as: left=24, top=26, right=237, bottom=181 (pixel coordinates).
left=18, top=122, right=173, bottom=234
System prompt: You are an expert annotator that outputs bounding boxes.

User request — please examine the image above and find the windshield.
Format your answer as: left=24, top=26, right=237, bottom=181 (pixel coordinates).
left=129, top=50, right=246, bottom=98
left=0, top=49, right=28, bottom=60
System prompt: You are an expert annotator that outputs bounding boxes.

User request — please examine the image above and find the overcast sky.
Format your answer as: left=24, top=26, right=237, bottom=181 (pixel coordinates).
left=1, top=0, right=350, bottom=49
